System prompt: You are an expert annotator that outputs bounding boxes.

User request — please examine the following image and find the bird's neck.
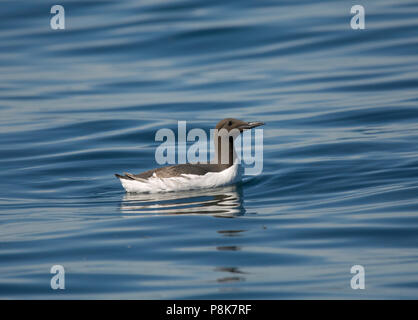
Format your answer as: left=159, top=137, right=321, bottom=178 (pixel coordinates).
left=213, top=135, right=236, bottom=168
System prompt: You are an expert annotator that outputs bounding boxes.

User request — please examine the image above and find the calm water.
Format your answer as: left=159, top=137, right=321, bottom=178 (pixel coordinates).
left=1, top=0, right=418, bottom=299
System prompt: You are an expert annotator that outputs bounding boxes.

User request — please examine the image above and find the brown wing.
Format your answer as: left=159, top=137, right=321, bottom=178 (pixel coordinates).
left=115, top=163, right=229, bottom=181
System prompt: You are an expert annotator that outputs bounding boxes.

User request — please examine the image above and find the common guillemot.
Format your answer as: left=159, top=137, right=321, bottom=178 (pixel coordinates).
left=115, top=118, right=264, bottom=193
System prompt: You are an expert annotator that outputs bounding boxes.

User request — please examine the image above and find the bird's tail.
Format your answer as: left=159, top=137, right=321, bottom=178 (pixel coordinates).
left=115, top=173, right=132, bottom=180
left=115, top=173, right=148, bottom=183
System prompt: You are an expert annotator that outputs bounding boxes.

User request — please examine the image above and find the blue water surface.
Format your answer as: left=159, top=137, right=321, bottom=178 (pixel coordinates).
left=1, top=0, right=418, bottom=299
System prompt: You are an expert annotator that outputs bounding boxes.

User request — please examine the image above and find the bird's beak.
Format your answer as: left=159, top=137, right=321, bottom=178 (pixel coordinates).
left=238, top=121, right=265, bottom=131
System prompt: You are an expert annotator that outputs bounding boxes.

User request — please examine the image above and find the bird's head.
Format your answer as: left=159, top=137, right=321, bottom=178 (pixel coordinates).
left=215, top=118, right=264, bottom=139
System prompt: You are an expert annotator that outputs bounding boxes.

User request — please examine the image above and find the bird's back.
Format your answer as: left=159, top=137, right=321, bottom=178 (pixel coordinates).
left=131, top=163, right=230, bottom=179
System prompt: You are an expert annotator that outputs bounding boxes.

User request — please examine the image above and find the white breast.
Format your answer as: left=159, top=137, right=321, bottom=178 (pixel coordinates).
left=119, top=163, right=242, bottom=193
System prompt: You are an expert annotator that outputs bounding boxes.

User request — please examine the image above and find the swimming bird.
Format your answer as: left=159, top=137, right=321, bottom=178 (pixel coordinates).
left=115, top=118, right=264, bottom=193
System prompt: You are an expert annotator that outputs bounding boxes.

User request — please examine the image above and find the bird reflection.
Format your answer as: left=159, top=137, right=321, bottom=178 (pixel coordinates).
left=213, top=236, right=248, bottom=285
left=214, top=267, right=247, bottom=284
left=119, top=184, right=245, bottom=217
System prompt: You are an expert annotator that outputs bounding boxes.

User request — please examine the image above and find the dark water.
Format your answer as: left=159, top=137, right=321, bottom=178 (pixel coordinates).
left=1, top=0, right=418, bottom=299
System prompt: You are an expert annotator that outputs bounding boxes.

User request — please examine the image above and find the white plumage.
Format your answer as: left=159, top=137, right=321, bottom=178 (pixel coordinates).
left=118, top=163, right=242, bottom=193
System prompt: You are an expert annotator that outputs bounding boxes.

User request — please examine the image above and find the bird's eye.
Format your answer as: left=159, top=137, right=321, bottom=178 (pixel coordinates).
left=228, top=121, right=232, bottom=126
